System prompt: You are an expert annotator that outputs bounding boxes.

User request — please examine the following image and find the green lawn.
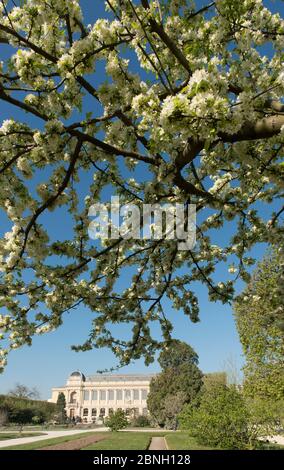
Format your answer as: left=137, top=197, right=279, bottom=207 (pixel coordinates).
left=0, top=432, right=46, bottom=441
left=165, top=432, right=216, bottom=450
left=165, top=432, right=284, bottom=450
left=0, top=431, right=101, bottom=450
left=83, top=432, right=166, bottom=450
left=2, top=429, right=282, bottom=451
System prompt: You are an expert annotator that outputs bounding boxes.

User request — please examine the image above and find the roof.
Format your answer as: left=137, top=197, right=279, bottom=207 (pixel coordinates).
left=69, top=371, right=86, bottom=381
left=85, top=374, right=156, bottom=382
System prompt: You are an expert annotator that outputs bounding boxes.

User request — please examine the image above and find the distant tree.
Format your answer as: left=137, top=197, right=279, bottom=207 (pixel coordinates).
left=147, top=340, right=203, bottom=427
left=0, top=394, right=56, bottom=427
left=8, top=383, right=40, bottom=400
left=105, top=409, right=128, bottom=432
left=222, top=355, right=242, bottom=386
left=56, top=392, right=67, bottom=424
left=235, top=248, right=284, bottom=400
left=202, top=372, right=227, bottom=390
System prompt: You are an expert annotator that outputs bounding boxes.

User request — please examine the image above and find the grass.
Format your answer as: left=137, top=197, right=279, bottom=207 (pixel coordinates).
left=83, top=431, right=166, bottom=450
left=260, top=442, right=284, bottom=450
left=165, top=432, right=284, bottom=451
left=2, top=429, right=283, bottom=451
left=0, top=432, right=46, bottom=441
left=0, top=431, right=101, bottom=450
left=165, top=432, right=216, bottom=450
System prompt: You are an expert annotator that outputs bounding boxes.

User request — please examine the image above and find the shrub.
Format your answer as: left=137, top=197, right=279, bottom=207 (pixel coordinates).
left=132, top=415, right=150, bottom=427
left=180, top=383, right=282, bottom=449
left=180, top=384, right=250, bottom=449
left=105, top=409, right=128, bottom=432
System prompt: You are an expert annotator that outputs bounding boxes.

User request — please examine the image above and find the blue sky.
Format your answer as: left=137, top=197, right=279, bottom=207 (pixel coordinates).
left=0, top=0, right=283, bottom=399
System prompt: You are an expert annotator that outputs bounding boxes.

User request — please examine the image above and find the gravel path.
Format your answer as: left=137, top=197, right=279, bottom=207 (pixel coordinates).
left=267, top=435, right=284, bottom=446
left=40, top=434, right=105, bottom=450
left=148, top=437, right=167, bottom=450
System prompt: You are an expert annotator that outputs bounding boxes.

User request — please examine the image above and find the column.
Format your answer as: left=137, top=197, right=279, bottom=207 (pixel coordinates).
left=122, top=389, right=125, bottom=410
left=130, top=389, right=134, bottom=406
left=139, top=389, right=143, bottom=415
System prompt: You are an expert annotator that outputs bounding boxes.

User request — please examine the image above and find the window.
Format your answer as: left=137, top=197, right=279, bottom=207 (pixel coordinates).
left=92, top=390, right=97, bottom=401
left=83, top=391, right=89, bottom=401
left=100, top=390, right=106, bottom=400
left=100, top=408, right=106, bottom=417
left=108, top=390, right=114, bottom=401
left=70, top=391, right=77, bottom=404
left=108, top=408, right=114, bottom=415
left=125, top=389, right=131, bottom=401
left=125, top=408, right=131, bottom=416
left=141, top=389, right=148, bottom=400
left=83, top=408, right=88, bottom=416
left=133, top=389, right=139, bottom=400
left=116, top=390, right=122, bottom=400
left=91, top=408, right=97, bottom=417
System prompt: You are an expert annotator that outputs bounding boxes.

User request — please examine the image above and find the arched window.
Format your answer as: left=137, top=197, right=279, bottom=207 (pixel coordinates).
left=70, top=391, right=77, bottom=404
left=83, top=408, right=89, bottom=416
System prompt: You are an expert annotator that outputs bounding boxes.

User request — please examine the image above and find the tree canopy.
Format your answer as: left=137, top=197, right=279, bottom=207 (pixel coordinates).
left=147, top=340, right=203, bottom=427
left=56, top=391, right=67, bottom=423
left=8, top=383, right=40, bottom=400
left=235, top=248, right=284, bottom=400
left=0, top=393, right=56, bottom=425
left=179, top=383, right=279, bottom=449
left=158, top=339, right=199, bottom=369
left=0, top=0, right=284, bottom=370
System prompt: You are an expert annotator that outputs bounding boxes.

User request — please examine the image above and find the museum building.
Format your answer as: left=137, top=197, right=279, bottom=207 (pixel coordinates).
left=49, top=371, right=155, bottom=423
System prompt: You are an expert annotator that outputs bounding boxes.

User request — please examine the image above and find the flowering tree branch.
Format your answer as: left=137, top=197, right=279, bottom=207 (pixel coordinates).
left=0, top=0, right=283, bottom=371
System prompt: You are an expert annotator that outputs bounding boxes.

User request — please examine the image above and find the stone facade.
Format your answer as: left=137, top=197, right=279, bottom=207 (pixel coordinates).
left=48, top=371, right=155, bottom=423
